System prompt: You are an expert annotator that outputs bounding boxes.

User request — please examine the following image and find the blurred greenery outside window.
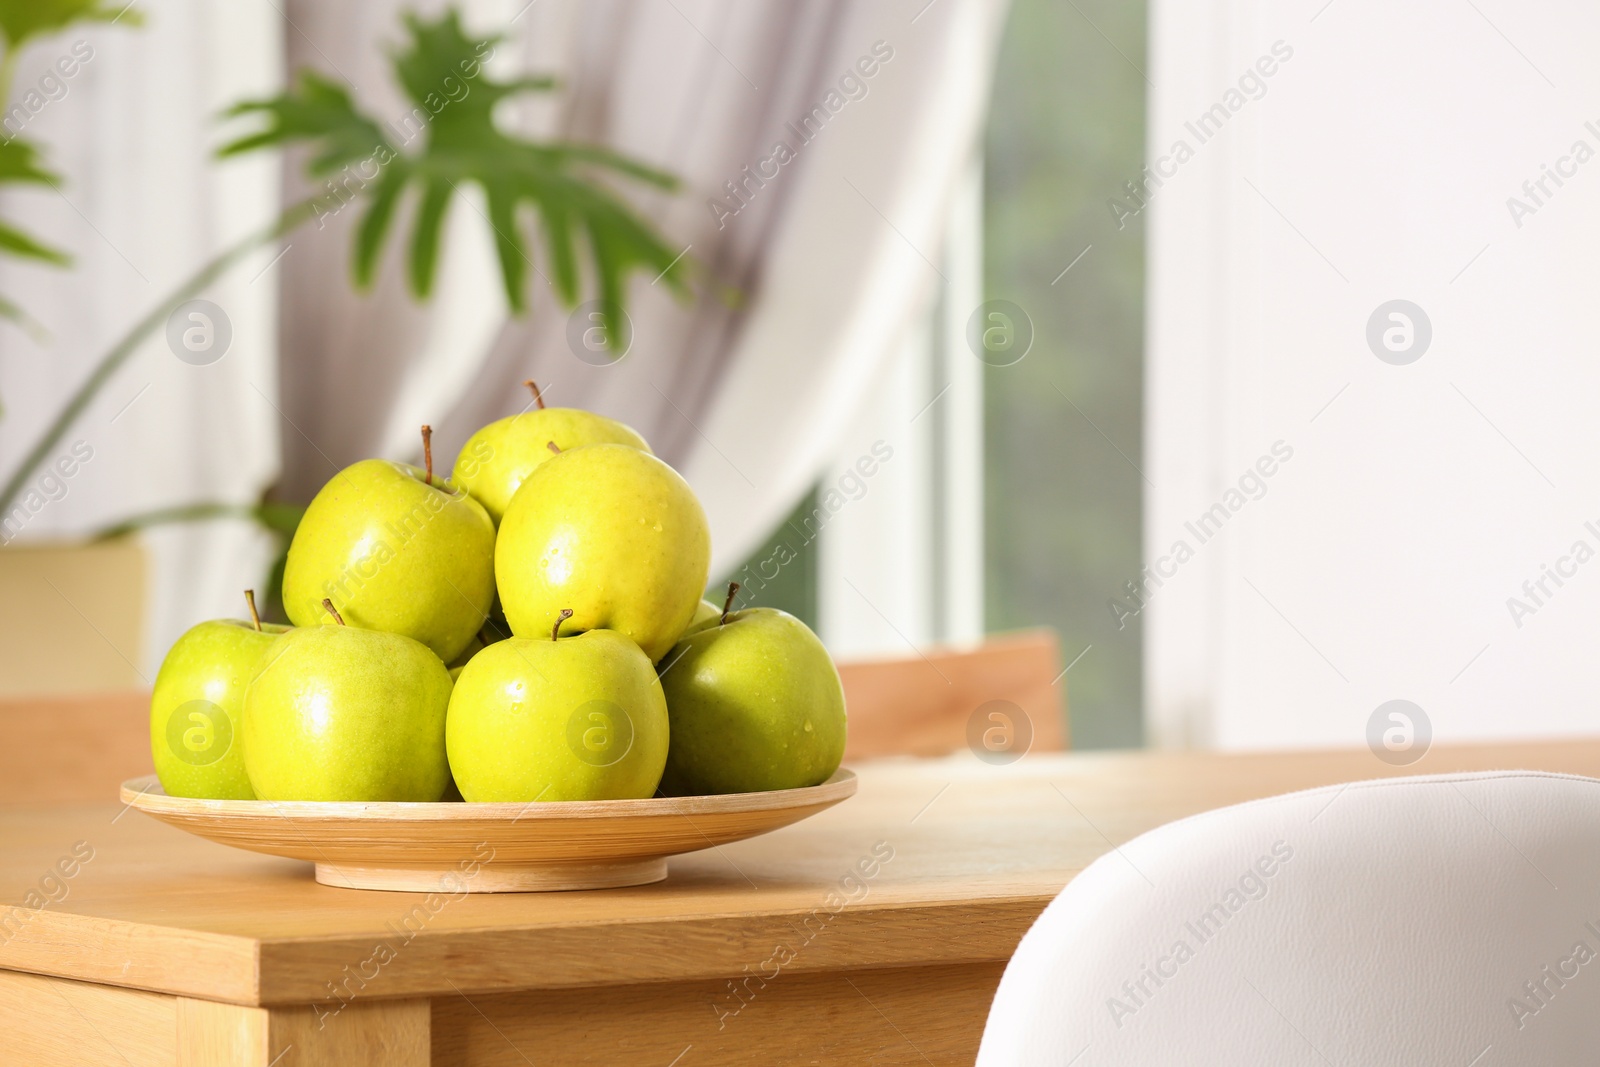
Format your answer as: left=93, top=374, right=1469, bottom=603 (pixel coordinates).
left=719, top=487, right=821, bottom=628
left=727, top=0, right=1146, bottom=749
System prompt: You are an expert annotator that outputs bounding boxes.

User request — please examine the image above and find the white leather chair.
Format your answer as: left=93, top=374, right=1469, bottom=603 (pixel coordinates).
left=979, top=771, right=1600, bottom=1065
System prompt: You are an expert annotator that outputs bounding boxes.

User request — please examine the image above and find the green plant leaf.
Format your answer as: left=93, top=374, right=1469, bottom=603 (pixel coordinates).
left=0, top=3, right=141, bottom=337
left=261, top=543, right=292, bottom=624
left=0, top=139, right=70, bottom=340
left=251, top=502, right=308, bottom=538
left=0, top=218, right=67, bottom=264
left=218, top=71, right=393, bottom=175
left=353, top=166, right=406, bottom=286
left=0, top=0, right=140, bottom=52
left=0, top=138, right=58, bottom=184
left=407, top=174, right=452, bottom=298
left=218, top=7, right=689, bottom=344
left=0, top=140, right=69, bottom=266
left=0, top=287, right=43, bottom=346
left=92, top=501, right=306, bottom=542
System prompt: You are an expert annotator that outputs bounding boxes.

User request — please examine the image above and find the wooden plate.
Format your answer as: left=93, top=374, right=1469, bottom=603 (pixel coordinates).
left=119, top=770, right=856, bottom=893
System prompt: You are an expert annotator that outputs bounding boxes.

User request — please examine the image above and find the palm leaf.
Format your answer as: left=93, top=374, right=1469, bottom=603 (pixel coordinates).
left=219, top=8, right=690, bottom=346
left=0, top=0, right=140, bottom=51
left=93, top=501, right=305, bottom=541
left=0, top=5, right=139, bottom=335
left=0, top=141, right=70, bottom=268
left=219, top=71, right=392, bottom=175
left=0, top=218, right=68, bottom=265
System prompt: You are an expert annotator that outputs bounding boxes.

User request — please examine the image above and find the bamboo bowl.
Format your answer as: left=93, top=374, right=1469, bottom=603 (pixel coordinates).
left=119, top=770, right=856, bottom=893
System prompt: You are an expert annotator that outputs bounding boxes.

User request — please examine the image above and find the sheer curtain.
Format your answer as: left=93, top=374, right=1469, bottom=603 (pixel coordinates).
left=279, top=0, right=1009, bottom=577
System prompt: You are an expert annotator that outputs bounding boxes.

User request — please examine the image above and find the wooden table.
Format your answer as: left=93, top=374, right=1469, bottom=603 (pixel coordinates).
left=5, top=740, right=1600, bottom=1066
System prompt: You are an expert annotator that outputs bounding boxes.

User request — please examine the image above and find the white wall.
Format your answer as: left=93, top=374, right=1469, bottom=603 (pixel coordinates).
left=1147, top=0, right=1600, bottom=748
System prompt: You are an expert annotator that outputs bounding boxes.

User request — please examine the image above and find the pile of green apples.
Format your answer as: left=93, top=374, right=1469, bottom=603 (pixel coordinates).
left=149, top=385, right=847, bottom=804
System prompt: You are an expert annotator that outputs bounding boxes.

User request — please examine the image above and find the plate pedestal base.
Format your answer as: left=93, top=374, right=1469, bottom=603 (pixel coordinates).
left=120, top=770, right=855, bottom=895
left=314, top=857, right=670, bottom=893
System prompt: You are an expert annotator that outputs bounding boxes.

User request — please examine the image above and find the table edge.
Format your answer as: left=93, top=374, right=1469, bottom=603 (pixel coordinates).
left=0, top=892, right=1057, bottom=1006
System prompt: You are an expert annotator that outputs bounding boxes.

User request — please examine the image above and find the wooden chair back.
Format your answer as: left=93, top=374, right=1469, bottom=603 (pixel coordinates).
left=0, top=541, right=146, bottom=698
left=0, top=630, right=1070, bottom=803
left=838, top=629, right=1067, bottom=761
left=0, top=542, right=150, bottom=805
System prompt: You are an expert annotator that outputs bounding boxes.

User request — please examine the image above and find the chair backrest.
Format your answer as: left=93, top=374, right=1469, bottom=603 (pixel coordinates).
left=978, top=770, right=1600, bottom=1063
left=0, top=540, right=146, bottom=698
left=837, top=628, right=1065, bottom=760
left=1, top=629, right=1066, bottom=802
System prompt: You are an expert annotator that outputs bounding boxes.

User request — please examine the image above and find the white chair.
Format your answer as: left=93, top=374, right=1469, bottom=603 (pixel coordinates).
left=978, top=771, right=1600, bottom=1065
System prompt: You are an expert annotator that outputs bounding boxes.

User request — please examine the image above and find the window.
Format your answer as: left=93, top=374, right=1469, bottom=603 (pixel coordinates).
left=726, top=0, right=1149, bottom=751
left=983, top=0, right=1148, bottom=747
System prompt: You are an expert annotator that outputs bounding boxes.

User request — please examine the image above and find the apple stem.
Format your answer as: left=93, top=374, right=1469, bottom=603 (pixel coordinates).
left=720, top=581, right=741, bottom=626
left=321, top=598, right=346, bottom=626
left=552, top=607, right=573, bottom=642
left=546, top=440, right=561, bottom=455
left=421, top=424, right=434, bottom=486
left=244, top=589, right=262, bottom=631
left=523, top=379, right=546, bottom=410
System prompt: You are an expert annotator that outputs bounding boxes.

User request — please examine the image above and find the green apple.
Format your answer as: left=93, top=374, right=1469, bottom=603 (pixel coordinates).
left=661, top=583, right=742, bottom=663
left=446, top=613, right=669, bottom=801
left=282, top=431, right=495, bottom=663
left=452, top=382, right=651, bottom=525
left=447, top=637, right=483, bottom=682
left=149, top=592, right=289, bottom=799
left=658, top=607, right=846, bottom=795
left=243, top=605, right=452, bottom=801
left=496, top=443, right=710, bottom=662
left=445, top=617, right=511, bottom=681
left=678, top=599, right=723, bottom=640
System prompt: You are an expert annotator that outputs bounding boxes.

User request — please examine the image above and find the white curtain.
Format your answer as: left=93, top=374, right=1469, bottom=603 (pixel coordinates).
left=279, top=0, right=1009, bottom=578
left=0, top=2, right=283, bottom=678
left=0, top=0, right=1006, bottom=678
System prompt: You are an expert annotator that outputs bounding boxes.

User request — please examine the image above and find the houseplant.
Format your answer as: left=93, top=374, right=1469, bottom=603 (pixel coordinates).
left=0, top=7, right=690, bottom=619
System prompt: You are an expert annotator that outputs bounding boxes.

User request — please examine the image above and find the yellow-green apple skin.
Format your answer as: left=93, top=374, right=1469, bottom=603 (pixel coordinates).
left=282, top=459, right=495, bottom=663
left=446, top=633, right=487, bottom=680
left=446, top=617, right=512, bottom=681
left=453, top=409, right=650, bottom=525
left=446, top=629, right=669, bottom=801
left=677, top=599, right=722, bottom=641
left=242, top=624, right=452, bottom=801
left=658, top=608, right=846, bottom=795
left=150, top=619, right=290, bottom=799
left=495, top=445, right=711, bottom=662
left=451, top=616, right=513, bottom=662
